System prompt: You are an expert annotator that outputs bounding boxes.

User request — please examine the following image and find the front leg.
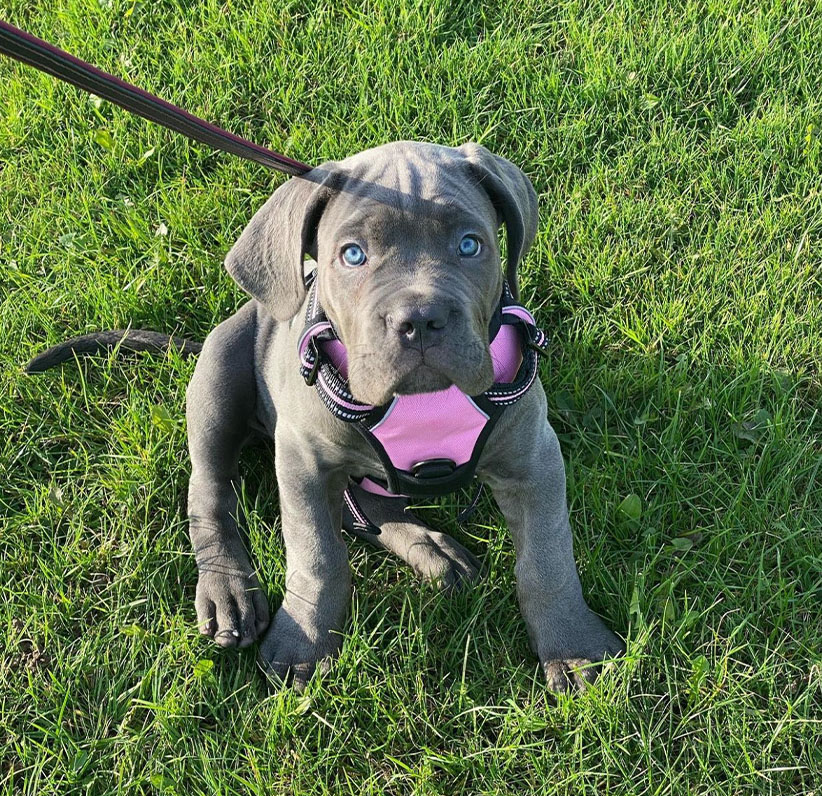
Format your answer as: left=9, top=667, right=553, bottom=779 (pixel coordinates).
left=187, top=305, right=270, bottom=649
left=258, top=426, right=351, bottom=691
left=485, top=419, right=624, bottom=693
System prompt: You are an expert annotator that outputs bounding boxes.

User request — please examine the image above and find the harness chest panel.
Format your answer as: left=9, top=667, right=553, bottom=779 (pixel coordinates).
left=369, top=387, right=490, bottom=473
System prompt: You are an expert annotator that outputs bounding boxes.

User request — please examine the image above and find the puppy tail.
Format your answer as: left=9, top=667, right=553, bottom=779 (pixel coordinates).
left=25, top=330, right=203, bottom=373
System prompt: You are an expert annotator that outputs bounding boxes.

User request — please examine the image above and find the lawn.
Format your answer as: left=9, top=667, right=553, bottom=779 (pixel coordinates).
left=1, top=0, right=820, bottom=793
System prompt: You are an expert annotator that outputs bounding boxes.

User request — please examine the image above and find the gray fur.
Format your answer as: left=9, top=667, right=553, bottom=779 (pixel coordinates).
left=189, top=141, right=623, bottom=691
left=31, top=140, right=623, bottom=692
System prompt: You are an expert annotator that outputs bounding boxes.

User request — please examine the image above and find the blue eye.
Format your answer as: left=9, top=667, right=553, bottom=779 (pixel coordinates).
left=458, top=235, right=481, bottom=257
left=341, top=244, right=367, bottom=267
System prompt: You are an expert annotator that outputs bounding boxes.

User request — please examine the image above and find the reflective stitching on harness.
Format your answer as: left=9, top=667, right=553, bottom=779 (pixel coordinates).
left=342, top=486, right=381, bottom=534
left=465, top=395, right=490, bottom=420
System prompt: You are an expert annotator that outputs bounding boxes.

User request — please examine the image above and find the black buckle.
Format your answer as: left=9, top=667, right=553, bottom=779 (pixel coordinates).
left=411, top=458, right=456, bottom=479
left=304, top=338, right=321, bottom=386
left=526, top=326, right=548, bottom=356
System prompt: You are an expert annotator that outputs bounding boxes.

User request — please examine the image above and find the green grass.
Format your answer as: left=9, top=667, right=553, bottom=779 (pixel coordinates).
left=1, top=0, right=821, bottom=793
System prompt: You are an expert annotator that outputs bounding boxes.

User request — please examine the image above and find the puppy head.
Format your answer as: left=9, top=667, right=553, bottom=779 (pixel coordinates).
left=225, top=141, right=538, bottom=405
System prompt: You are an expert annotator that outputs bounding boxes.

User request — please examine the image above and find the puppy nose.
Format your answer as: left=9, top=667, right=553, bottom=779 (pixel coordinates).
left=387, top=306, right=449, bottom=347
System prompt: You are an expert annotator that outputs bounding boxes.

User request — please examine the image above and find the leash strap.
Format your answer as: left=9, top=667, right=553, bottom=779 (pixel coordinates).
left=0, top=19, right=311, bottom=177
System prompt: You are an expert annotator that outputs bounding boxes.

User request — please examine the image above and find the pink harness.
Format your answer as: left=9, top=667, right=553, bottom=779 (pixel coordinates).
left=298, top=277, right=547, bottom=530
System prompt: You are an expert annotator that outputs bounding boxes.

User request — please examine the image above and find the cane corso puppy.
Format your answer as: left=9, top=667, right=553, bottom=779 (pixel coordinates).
left=27, top=141, right=624, bottom=692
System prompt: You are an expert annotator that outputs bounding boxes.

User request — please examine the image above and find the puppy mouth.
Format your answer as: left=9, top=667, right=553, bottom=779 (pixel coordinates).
left=391, top=360, right=456, bottom=395
left=348, top=342, right=494, bottom=405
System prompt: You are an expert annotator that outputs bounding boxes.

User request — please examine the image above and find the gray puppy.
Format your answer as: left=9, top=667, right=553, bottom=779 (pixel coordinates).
left=28, top=141, right=624, bottom=692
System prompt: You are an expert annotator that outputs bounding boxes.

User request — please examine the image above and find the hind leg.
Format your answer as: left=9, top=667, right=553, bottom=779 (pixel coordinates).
left=343, top=484, right=481, bottom=588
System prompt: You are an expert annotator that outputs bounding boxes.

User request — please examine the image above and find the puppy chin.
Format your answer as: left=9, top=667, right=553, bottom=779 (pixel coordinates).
left=393, top=365, right=454, bottom=396
left=450, top=364, right=494, bottom=396
left=347, top=368, right=400, bottom=406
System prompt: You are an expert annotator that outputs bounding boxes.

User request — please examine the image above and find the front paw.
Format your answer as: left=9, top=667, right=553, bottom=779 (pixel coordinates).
left=536, top=609, right=625, bottom=694
left=195, top=565, right=270, bottom=649
left=257, top=604, right=344, bottom=692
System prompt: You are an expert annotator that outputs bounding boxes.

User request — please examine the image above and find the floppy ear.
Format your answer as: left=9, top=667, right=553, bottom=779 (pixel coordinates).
left=458, top=142, right=538, bottom=300
left=224, top=166, right=342, bottom=320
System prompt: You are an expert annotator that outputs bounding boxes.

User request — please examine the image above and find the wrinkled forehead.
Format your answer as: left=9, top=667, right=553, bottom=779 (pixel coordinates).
left=318, top=157, right=498, bottom=249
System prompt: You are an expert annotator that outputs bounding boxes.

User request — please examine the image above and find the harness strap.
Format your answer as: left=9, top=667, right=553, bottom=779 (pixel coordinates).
left=342, top=486, right=382, bottom=535
left=342, top=477, right=486, bottom=537
left=0, top=20, right=311, bottom=177
left=299, top=276, right=548, bottom=501
left=455, top=481, right=486, bottom=524
left=298, top=285, right=375, bottom=421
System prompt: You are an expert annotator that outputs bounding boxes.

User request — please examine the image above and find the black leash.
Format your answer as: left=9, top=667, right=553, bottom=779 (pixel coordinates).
left=0, top=19, right=312, bottom=177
